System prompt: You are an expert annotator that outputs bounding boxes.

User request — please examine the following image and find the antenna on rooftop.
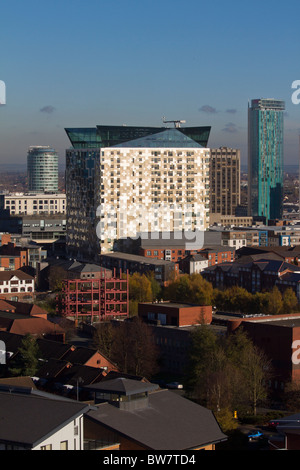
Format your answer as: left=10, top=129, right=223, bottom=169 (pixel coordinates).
left=162, top=116, right=186, bottom=128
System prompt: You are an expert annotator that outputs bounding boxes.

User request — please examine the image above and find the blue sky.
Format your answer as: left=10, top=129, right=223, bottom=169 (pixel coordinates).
left=1, top=0, right=300, bottom=167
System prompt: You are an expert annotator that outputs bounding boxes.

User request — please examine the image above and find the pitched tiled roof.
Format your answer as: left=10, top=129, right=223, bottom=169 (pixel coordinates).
left=0, top=270, right=34, bottom=281
left=2, top=317, right=65, bottom=336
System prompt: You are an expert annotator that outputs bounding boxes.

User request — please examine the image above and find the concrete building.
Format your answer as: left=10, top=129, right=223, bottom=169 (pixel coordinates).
left=2, top=192, right=66, bottom=215
left=209, top=147, right=240, bottom=216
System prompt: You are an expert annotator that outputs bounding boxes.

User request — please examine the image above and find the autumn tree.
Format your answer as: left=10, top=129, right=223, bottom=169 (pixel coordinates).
left=128, top=272, right=159, bottom=316
left=164, top=273, right=214, bottom=305
left=282, top=288, right=299, bottom=313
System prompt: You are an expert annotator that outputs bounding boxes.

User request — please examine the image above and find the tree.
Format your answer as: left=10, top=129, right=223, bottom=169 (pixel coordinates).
left=185, top=324, right=219, bottom=394
left=9, top=334, right=41, bottom=377
left=282, top=288, right=299, bottom=313
left=186, top=326, right=272, bottom=415
left=238, top=344, right=272, bottom=415
left=164, top=273, right=213, bottom=305
left=129, top=272, right=154, bottom=316
left=129, top=272, right=153, bottom=302
left=265, top=286, right=283, bottom=315
left=93, top=322, right=114, bottom=358
left=225, top=328, right=272, bottom=415
left=97, top=318, right=159, bottom=378
left=283, top=380, right=300, bottom=411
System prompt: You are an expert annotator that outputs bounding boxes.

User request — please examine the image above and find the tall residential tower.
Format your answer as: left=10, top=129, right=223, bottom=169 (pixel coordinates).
left=65, top=124, right=211, bottom=261
left=209, top=147, right=240, bottom=216
left=248, top=98, right=285, bottom=221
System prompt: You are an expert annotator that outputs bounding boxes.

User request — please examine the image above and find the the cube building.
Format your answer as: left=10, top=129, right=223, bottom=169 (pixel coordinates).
left=65, top=124, right=211, bottom=262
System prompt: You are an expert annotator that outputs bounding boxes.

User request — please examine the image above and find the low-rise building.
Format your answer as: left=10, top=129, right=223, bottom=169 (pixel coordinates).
left=138, top=301, right=212, bottom=327
left=100, top=252, right=179, bottom=286
left=1, top=192, right=66, bottom=216
left=0, top=385, right=89, bottom=450
left=84, top=377, right=227, bottom=450
left=226, top=313, right=300, bottom=393
left=0, top=270, right=35, bottom=302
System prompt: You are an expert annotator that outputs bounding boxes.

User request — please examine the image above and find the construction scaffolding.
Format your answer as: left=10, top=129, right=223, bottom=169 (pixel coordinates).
left=58, top=269, right=129, bottom=323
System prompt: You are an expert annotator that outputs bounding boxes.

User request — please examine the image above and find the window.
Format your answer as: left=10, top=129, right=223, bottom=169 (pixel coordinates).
left=60, top=441, right=68, bottom=450
left=41, top=444, right=52, bottom=450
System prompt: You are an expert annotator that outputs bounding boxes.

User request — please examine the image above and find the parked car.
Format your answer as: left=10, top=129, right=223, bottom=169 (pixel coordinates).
left=248, top=430, right=263, bottom=441
left=268, top=420, right=280, bottom=430
left=166, top=382, right=183, bottom=389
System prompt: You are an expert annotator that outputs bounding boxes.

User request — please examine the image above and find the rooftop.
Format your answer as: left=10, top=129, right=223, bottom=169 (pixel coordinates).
left=0, top=389, right=89, bottom=448
left=86, top=383, right=227, bottom=450
left=112, top=128, right=204, bottom=149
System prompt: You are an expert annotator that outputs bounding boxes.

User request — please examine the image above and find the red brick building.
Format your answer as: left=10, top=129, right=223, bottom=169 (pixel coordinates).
left=140, top=245, right=235, bottom=267
left=227, top=313, right=300, bottom=392
left=138, top=301, right=212, bottom=327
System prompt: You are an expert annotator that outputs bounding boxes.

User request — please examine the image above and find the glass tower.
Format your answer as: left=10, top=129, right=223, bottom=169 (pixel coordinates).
left=248, top=99, right=285, bottom=221
left=27, top=146, right=59, bottom=193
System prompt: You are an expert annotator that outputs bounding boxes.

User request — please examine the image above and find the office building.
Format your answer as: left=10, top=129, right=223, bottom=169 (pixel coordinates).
left=2, top=192, right=66, bottom=215
left=209, top=147, right=240, bottom=216
left=27, top=146, right=59, bottom=193
left=65, top=124, right=211, bottom=261
left=248, top=99, right=285, bottom=221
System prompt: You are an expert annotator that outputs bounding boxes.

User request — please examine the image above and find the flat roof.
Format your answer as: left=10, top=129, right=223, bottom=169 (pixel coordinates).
left=101, top=252, right=175, bottom=265
left=140, top=302, right=207, bottom=309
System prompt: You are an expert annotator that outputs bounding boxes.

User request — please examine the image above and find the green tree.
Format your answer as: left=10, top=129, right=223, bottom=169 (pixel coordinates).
left=9, top=334, right=41, bottom=377
left=186, top=326, right=272, bottom=415
left=185, top=324, right=219, bottom=393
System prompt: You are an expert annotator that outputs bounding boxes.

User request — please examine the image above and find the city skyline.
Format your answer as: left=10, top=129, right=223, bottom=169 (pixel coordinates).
left=1, top=0, right=300, bottom=167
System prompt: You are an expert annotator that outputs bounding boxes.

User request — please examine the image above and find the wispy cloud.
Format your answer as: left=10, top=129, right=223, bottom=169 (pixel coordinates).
left=198, top=105, right=218, bottom=114
left=226, top=108, right=237, bottom=114
left=222, top=122, right=238, bottom=133
left=40, top=105, right=56, bottom=114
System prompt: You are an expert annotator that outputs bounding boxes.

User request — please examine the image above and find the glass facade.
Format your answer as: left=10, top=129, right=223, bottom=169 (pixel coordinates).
left=27, top=146, right=58, bottom=193
left=65, top=124, right=211, bottom=149
left=248, top=99, right=285, bottom=220
left=65, top=127, right=210, bottom=261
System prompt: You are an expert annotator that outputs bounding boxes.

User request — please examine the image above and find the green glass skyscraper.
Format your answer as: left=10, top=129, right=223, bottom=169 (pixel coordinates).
left=248, top=98, right=285, bottom=221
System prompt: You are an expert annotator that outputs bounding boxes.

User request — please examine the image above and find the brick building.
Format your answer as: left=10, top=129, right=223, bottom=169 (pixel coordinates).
left=138, top=301, right=212, bottom=327
left=226, top=313, right=300, bottom=393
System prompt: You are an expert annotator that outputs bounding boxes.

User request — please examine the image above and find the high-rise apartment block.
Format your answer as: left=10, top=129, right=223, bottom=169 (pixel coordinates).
left=27, top=146, right=59, bottom=193
left=65, top=124, right=211, bottom=261
left=248, top=99, right=285, bottom=221
left=209, top=147, right=240, bottom=216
